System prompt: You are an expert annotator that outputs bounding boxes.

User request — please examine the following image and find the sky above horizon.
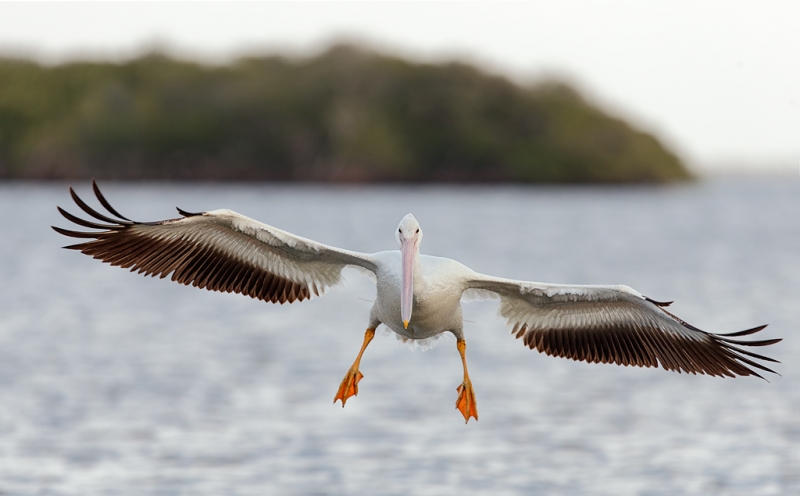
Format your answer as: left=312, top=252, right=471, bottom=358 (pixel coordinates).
left=0, top=1, right=797, bottom=174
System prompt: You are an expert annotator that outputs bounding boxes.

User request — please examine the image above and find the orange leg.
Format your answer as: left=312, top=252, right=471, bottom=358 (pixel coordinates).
left=334, top=328, right=375, bottom=407
left=455, top=339, right=479, bottom=423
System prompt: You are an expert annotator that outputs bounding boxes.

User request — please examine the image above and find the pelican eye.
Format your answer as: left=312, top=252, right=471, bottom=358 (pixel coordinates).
left=398, top=228, right=402, bottom=233
left=415, top=228, right=419, bottom=233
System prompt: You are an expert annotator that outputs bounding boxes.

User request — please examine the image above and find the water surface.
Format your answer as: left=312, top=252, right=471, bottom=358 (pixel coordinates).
left=0, top=179, right=797, bottom=495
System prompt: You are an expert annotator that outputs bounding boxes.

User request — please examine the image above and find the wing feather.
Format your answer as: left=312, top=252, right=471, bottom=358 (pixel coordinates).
left=92, top=179, right=133, bottom=221
left=465, top=273, right=780, bottom=379
left=53, top=181, right=378, bottom=305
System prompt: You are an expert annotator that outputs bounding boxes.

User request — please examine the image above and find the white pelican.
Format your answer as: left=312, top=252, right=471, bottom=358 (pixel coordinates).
left=53, top=181, right=781, bottom=423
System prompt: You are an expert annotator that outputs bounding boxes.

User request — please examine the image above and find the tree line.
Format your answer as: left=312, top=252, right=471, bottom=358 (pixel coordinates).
left=0, top=45, right=690, bottom=183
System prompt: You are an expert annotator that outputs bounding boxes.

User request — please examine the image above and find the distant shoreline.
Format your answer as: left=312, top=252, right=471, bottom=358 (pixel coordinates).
left=0, top=44, right=691, bottom=183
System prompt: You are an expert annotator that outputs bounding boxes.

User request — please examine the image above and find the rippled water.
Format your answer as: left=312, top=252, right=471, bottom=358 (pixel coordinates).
left=0, top=179, right=797, bottom=495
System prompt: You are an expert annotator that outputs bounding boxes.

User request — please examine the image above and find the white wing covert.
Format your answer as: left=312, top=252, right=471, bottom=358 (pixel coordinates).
left=53, top=181, right=378, bottom=304
left=465, top=273, right=780, bottom=379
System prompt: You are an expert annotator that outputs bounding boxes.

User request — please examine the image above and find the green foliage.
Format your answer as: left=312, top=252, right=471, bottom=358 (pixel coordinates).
left=0, top=45, right=691, bottom=182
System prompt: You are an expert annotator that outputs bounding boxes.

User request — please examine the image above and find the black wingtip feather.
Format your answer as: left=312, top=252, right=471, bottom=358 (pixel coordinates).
left=731, top=346, right=781, bottom=364
left=57, top=206, right=118, bottom=231
left=92, top=179, right=133, bottom=222
left=51, top=225, right=102, bottom=238
left=69, top=187, right=132, bottom=225
left=717, top=324, right=769, bottom=337
left=62, top=243, right=90, bottom=250
left=176, top=207, right=203, bottom=217
left=717, top=337, right=782, bottom=347
left=645, top=297, right=673, bottom=307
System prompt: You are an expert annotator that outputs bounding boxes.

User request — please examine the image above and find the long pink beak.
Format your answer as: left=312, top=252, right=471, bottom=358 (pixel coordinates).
left=401, top=238, right=415, bottom=328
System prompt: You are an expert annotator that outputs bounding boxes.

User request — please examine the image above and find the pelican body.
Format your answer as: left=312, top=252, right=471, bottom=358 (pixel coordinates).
left=53, top=182, right=781, bottom=423
left=373, top=256, right=467, bottom=341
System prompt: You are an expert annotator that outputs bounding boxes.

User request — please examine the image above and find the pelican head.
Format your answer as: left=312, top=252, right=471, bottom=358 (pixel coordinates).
left=396, top=214, right=422, bottom=329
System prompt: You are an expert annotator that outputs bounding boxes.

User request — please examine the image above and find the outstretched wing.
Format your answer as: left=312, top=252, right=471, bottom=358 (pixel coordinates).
left=465, top=273, right=780, bottom=379
left=53, top=180, right=378, bottom=304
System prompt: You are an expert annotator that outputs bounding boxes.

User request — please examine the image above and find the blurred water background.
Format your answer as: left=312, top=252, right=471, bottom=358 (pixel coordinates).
left=0, top=178, right=796, bottom=495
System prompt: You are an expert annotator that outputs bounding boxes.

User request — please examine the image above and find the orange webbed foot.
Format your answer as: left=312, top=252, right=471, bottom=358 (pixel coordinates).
left=456, top=380, right=479, bottom=423
left=334, top=367, right=364, bottom=407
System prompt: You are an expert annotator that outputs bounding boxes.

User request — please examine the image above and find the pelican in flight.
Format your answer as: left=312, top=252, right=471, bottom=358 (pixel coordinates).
left=53, top=181, right=781, bottom=423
